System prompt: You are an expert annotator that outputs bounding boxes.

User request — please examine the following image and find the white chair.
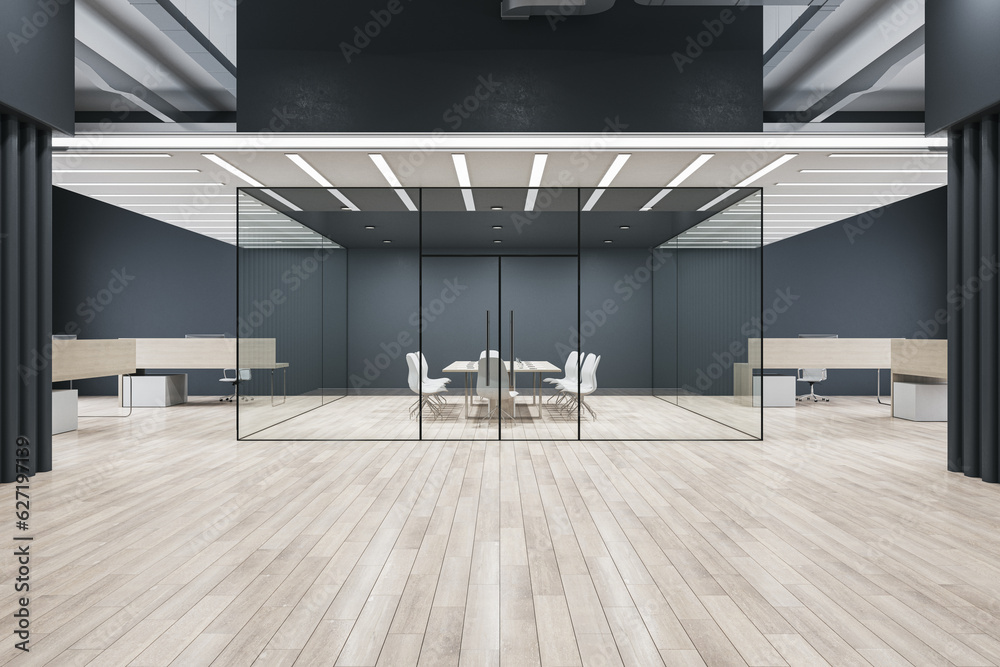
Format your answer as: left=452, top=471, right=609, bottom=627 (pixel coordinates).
left=476, top=356, right=518, bottom=425
left=420, top=352, right=450, bottom=404
left=406, top=353, right=447, bottom=419
left=545, top=351, right=578, bottom=403
left=220, top=369, right=252, bottom=402
left=796, top=368, right=829, bottom=402
left=559, top=354, right=600, bottom=419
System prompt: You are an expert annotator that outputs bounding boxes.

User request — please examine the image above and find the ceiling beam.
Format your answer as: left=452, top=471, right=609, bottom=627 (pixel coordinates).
left=74, top=39, right=191, bottom=124
left=763, top=0, right=842, bottom=77
left=127, top=0, right=237, bottom=98
left=792, top=26, right=925, bottom=125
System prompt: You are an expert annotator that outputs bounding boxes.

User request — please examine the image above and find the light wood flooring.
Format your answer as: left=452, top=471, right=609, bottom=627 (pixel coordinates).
left=239, top=393, right=759, bottom=441
left=5, top=397, right=1000, bottom=666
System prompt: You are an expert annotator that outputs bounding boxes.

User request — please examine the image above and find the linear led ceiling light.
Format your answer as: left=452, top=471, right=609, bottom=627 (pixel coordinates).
left=525, top=153, right=548, bottom=212
left=260, top=189, right=302, bottom=212
left=54, top=153, right=173, bottom=159
left=829, top=153, right=946, bottom=159
left=58, top=181, right=217, bottom=187
left=736, top=154, right=798, bottom=187
left=801, top=169, right=948, bottom=174
left=369, top=154, right=418, bottom=211
left=582, top=154, right=631, bottom=212
left=52, top=169, right=199, bottom=174
left=202, top=154, right=264, bottom=187
left=777, top=182, right=942, bottom=187
left=452, top=154, right=475, bottom=212
left=641, top=153, right=714, bottom=211
left=698, top=189, right=740, bottom=212
left=286, top=153, right=359, bottom=211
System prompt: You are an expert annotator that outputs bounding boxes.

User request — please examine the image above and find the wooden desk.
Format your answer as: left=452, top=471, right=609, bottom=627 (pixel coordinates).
left=125, top=338, right=281, bottom=369
left=120, top=338, right=287, bottom=404
left=442, top=360, right=561, bottom=419
left=891, top=339, right=947, bottom=381
left=52, top=339, right=136, bottom=382
left=747, top=338, right=896, bottom=369
left=740, top=338, right=947, bottom=417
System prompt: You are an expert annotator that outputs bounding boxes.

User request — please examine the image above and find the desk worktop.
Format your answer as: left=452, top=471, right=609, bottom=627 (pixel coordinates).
left=442, top=360, right=561, bottom=373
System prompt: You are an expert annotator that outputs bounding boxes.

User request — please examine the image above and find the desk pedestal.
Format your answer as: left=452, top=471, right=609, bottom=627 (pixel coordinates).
left=53, top=390, right=78, bottom=434
left=123, top=374, right=188, bottom=407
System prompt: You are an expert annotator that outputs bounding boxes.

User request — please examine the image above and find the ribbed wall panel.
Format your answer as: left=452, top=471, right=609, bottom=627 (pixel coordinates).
left=948, top=116, right=1000, bottom=483
left=1, top=114, right=52, bottom=483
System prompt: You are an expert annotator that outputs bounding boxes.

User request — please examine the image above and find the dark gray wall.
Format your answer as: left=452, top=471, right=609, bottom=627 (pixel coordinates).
left=238, top=247, right=345, bottom=397
left=0, top=0, right=74, bottom=133
left=926, top=0, right=1000, bottom=133
left=53, top=188, right=236, bottom=395
left=346, top=249, right=420, bottom=390
left=676, top=248, right=761, bottom=397
left=763, top=187, right=948, bottom=395
left=580, top=250, right=655, bottom=390
left=238, top=2, right=762, bottom=133
left=346, top=249, right=656, bottom=390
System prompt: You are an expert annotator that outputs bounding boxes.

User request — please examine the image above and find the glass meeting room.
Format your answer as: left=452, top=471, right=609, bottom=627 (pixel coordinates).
left=235, top=184, right=762, bottom=442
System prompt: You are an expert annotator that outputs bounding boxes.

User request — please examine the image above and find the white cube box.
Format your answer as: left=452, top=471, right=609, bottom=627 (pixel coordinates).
left=122, top=374, right=188, bottom=407
left=893, top=382, right=947, bottom=421
left=752, top=374, right=796, bottom=407
left=52, top=389, right=79, bottom=434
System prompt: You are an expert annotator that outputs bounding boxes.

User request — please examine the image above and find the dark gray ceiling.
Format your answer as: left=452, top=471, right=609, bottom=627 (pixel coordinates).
left=242, top=187, right=750, bottom=250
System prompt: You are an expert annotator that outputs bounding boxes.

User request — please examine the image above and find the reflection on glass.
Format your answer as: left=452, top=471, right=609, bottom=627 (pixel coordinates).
left=236, top=186, right=762, bottom=442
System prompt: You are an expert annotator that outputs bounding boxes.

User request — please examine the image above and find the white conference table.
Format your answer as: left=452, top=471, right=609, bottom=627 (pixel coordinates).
left=442, top=360, right=561, bottom=419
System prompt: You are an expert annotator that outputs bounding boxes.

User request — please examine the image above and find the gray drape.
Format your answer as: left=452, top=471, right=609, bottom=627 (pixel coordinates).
left=948, top=114, right=1000, bottom=483
left=1, top=113, right=52, bottom=483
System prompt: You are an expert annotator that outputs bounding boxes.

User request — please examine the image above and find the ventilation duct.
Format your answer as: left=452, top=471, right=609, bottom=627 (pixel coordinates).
left=501, top=0, right=616, bottom=20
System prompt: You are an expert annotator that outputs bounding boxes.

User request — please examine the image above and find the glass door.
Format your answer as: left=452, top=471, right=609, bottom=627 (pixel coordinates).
left=419, top=255, right=502, bottom=439
left=501, top=256, right=579, bottom=439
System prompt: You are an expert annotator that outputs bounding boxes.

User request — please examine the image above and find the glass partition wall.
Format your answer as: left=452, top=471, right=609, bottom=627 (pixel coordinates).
left=238, top=186, right=761, bottom=441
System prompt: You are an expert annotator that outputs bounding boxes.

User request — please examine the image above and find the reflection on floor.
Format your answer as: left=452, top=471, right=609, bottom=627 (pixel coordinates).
left=240, top=393, right=761, bottom=440
left=34, top=397, right=991, bottom=667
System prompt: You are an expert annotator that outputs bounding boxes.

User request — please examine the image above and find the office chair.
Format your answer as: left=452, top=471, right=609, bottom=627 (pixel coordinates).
left=476, top=356, right=518, bottom=425
left=558, top=353, right=600, bottom=419
left=406, top=353, right=447, bottom=419
left=796, top=334, right=836, bottom=403
left=796, top=368, right=829, bottom=402
left=220, top=369, right=253, bottom=402
left=544, top=351, right=578, bottom=403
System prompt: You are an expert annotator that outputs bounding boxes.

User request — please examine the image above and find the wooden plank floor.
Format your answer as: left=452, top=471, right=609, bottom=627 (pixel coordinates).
left=4, top=397, right=1000, bottom=666
left=240, top=394, right=758, bottom=442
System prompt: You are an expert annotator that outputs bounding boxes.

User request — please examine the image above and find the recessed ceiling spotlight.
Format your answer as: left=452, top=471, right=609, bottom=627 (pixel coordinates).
left=604, top=240, right=613, bottom=244
left=491, top=206, right=503, bottom=211
left=341, top=206, right=351, bottom=211
left=619, top=226, right=630, bottom=230
left=492, top=225, right=503, bottom=230
left=365, top=225, right=376, bottom=230
left=493, top=240, right=502, bottom=244
left=383, top=239, right=392, bottom=243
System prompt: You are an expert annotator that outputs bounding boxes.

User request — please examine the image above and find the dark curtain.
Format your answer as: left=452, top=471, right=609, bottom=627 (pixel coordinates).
left=948, top=114, right=1000, bottom=483
left=1, top=113, right=52, bottom=483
